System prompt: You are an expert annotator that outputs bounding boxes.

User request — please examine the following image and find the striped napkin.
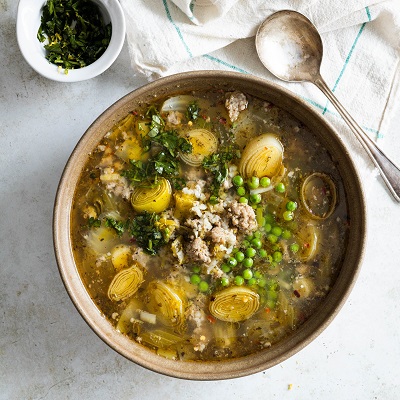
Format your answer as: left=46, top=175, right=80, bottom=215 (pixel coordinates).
left=120, top=0, right=400, bottom=193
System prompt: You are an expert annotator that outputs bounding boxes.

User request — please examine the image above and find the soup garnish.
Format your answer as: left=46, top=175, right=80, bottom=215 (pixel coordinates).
left=71, top=89, right=349, bottom=361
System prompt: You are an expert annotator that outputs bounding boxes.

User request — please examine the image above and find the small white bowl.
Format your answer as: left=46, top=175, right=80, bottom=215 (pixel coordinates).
left=16, top=0, right=126, bottom=82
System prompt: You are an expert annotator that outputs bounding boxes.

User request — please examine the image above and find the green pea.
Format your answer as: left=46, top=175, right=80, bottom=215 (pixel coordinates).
left=190, top=274, right=201, bottom=285
left=267, top=233, right=278, bottom=243
left=265, top=213, right=275, bottom=224
left=247, top=277, right=257, bottom=286
left=245, top=247, right=256, bottom=258
left=243, top=269, right=253, bottom=280
left=221, top=263, right=231, bottom=273
left=248, top=176, right=260, bottom=189
left=273, top=251, right=283, bottom=262
left=198, top=281, right=209, bottom=292
left=220, top=277, right=229, bottom=286
left=192, top=265, right=201, bottom=273
left=264, top=223, right=272, bottom=233
left=239, top=197, right=248, bottom=204
left=257, top=278, right=267, bottom=288
left=266, top=299, right=276, bottom=309
left=254, top=231, right=262, bottom=239
left=209, top=195, right=218, bottom=205
left=232, top=175, right=244, bottom=187
left=290, top=243, right=300, bottom=253
left=250, top=193, right=262, bottom=204
left=254, top=271, right=262, bottom=279
left=237, top=187, right=246, bottom=196
left=234, top=275, right=244, bottom=286
left=246, top=234, right=254, bottom=241
left=258, top=249, right=267, bottom=258
left=266, top=255, right=273, bottom=263
left=271, top=226, right=282, bottom=237
left=281, top=229, right=292, bottom=239
left=286, top=200, right=298, bottom=211
left=283, top=210, right=294, bottom=221
left=227, top=257, right=238, bottom=267
left=235, top=251, right=245, bottom=262
left=271, top=244, right=280, bottom=252
left=242, top=239, right=251, bottom=248
left=243, top=258, right=254, bottom=268
left=251, top=237, right=262, bottom=249
left=275, top=182, right=286, bottom=193
left=260, top=177, right=271, bottom=187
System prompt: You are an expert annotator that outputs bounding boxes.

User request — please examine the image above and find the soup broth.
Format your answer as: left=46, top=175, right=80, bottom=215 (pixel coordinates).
left=71, top=89, right=349, bottom=361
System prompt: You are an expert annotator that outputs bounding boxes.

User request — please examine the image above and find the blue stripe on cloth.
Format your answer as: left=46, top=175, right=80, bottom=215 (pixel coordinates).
left=162, top=0, right=193, bottom=57
left=202, top=54, right=249, bottom=74
left=319, top=6, right=382, bottom=137
left=322, top=6, right=372, bottom=115
left=365, top=6, right=372, bottom=21
left=331, top=23, right=366, bottom=93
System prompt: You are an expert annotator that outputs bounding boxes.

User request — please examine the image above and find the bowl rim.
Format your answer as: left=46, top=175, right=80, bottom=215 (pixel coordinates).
left=16, top=0, right=126, bottom=82
left=53, top=70, right=366, bottom=380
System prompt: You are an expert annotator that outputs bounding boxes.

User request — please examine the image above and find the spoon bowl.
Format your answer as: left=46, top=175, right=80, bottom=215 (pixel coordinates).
left=256, top=10, right=400, bottom=202
left=256, top=11, right=322, bottom=82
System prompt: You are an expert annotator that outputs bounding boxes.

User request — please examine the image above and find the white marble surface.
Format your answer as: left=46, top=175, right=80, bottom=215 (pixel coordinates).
left=2, top=2, right=400, bottom=399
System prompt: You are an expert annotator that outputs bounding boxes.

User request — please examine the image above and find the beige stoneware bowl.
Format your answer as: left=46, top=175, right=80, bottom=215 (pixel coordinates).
left=53, top=71, right=366, bottom=380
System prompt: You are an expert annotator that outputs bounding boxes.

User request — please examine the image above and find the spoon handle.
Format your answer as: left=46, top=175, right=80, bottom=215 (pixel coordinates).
left=314, top=76, right=400, bottom=202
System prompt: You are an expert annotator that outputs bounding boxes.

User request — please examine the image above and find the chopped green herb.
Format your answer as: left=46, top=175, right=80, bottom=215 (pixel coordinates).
left=104, top=218, right=126, bottom=237
left=151, top=131, right=192, bottom=157
left=87, top=216, right=101, bottom=228
left=186, top=102, right=200, bottom=121
left=37, top=0, right=112, bottom=72
left=203, top=147, right=238, bottom=197
left=128, top=212, right=166, bottom=255
left=121, top=106, right=192, bottom=189
left=145, top=106, right=165, bottom=138
left=121, top=160, right=148, bottom=184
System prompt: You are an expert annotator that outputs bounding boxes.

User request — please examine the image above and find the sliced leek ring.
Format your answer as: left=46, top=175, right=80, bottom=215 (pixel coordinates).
left=300, top=172, right=337, bottom=219
left=115, top=137, right=146, bottom=163
left=295, top=223, right=319, bottom=262
left=107, top=263, right=144, bottom=302
left=239, top=133, right=283, bottom=179
left=180, top=128, right=218, bottom=167
left=145, top=281, right=186, bottom=330
left=111, top=244, right=132, bottom=271
left=160, top=95, right=198, bottom=113
left=131, top=178, right=172, bottom=213
left=209, top=286, right=260, bottom=322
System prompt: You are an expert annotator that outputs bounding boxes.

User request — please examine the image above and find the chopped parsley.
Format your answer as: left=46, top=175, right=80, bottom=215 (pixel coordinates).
left=86, top=214, right=168, bottom=255
left=128, top=213, right=167, bottom=255
left=186, top=102, right=200, bottom=121
left=37, top=0, right=112, bottom=72
left=145, top=106, right=165, bottom=138
left=104, top=218, right=126, bottom=237
left=203, top=147, right=239, bottom=197
left=87, top=216, right=101, bottom=228
left=122, top=107, right=192, bottom=189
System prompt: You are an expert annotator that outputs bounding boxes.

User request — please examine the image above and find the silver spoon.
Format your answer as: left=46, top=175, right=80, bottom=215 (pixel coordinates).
left=256, top=10, right=400, bottom=202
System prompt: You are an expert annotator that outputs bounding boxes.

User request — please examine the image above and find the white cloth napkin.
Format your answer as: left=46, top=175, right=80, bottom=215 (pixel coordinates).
left=120, top=0, right=400, bottom=194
